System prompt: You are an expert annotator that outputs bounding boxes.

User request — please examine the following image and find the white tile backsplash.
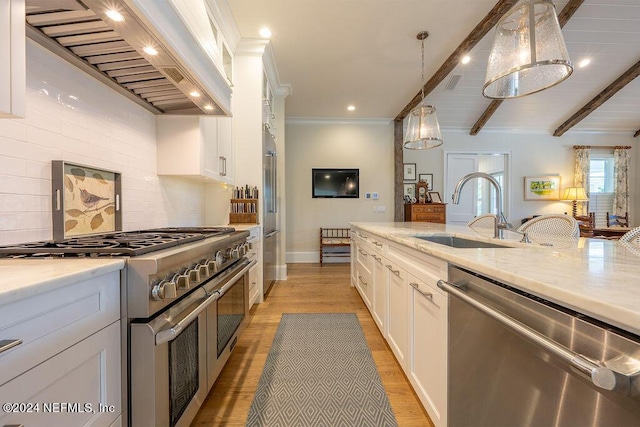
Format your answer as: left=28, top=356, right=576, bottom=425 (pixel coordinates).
left=0, top=40, right=207, bottom=245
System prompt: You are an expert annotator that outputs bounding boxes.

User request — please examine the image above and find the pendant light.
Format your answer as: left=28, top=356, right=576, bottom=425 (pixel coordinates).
left=483, top=0, right=573, bottom=99
left=404, top=31, right=443, bottom=150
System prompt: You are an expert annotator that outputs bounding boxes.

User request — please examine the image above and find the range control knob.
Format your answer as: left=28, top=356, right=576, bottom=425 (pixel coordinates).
left=188, top=268, right=201, bottom=284
left=231, top=246, right=240, bottom=259
left=214, top=250, right=224, bottom=269
left=198, top=263, right=209, bottom=278
left=151, top=280, right=177, bottom=301
left=206, top=260, right=218, bottom=275
left=172, top=273, right=190, bottom=290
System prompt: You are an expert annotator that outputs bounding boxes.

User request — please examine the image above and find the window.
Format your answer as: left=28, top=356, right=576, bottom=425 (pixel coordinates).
left=588, top=156, right=614, bottom=227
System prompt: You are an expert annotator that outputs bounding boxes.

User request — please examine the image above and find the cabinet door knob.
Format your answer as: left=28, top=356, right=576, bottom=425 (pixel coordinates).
left=410, top=282, right=433, bottom=299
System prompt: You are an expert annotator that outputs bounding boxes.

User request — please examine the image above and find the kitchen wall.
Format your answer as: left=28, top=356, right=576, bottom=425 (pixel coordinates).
left=285, top=120, right=394, bottom=262
left=0, top=41, right=210, bottom=245
left=404, top=130, right=637, bottom=226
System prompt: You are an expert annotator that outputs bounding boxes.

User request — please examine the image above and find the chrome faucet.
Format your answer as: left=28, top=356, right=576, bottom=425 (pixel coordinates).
left=452, top=172, right=509, bottom=238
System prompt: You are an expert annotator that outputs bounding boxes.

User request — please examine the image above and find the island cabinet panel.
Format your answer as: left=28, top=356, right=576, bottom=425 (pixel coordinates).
left=371, top=252, right=388, bottom=336
left=386, top=260, right=409, bottom=370
left=404, top=203, right=446, bottom=223
left=351, top=226, right=449, bottom=425
left=408, top=272, right=448, bottom=427
left=355, top=244, right=373, bottom=309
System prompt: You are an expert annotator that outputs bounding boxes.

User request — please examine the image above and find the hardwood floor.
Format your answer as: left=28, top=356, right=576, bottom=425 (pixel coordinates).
left=191, top=263, right=434, bottom=427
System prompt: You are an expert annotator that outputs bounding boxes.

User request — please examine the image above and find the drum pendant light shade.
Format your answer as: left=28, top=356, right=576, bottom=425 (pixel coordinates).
left=404, top=31, right=443, bottom=150
left=404, top=101, right=443, bottom=150
left=483, top=0, right=573, bottom=99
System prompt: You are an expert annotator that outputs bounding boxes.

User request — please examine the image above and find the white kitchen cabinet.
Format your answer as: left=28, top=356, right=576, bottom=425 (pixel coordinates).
left=386, top=259, right=409, bottom=369
left=409, top=272, right=448, bottom=427
left=350, top=227, right=449, bottom=425
left=0, top=322, right=121, bottom=427
left=0, top=0, right=25, bottom=118
left=0, top=270, right=122, bottom=426
left=157, top=115, right=234, bottom=184
left=371, top=252, right=387, bottom=335
left=355, top=244, right=373, bottom=308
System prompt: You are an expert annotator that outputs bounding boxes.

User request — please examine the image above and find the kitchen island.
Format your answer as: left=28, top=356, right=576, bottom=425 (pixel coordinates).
left=351, top=221, right=640, bottom=335
left=351, top=221, right=640, bottom=427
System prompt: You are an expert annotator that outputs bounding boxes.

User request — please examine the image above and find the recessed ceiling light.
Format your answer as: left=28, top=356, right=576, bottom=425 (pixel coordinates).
left=143, top=46, right=158, bottom=56
left=189, top=91, right=201, bottom=98
left=105, top=9, right=124, bottom=22
left=578, top=58, right=591, bottom=68
left=259, top=27, right=272, bottom=38
left=204, top=104, right=214, bottom=111
left=461, top=55, right=471, bottom=64
left=347, top=105, right=356, bottom=111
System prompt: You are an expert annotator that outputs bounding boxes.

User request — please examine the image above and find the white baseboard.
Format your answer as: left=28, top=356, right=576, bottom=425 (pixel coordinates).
left=286, top=251, right=351, bottom=264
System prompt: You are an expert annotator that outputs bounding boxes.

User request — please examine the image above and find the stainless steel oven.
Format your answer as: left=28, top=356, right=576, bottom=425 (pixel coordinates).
left=130, top=257, right=254, bottom=427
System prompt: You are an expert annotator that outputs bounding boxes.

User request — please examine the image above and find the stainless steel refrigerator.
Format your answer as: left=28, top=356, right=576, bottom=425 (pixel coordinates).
left=263, top=127, right=278, bottom=297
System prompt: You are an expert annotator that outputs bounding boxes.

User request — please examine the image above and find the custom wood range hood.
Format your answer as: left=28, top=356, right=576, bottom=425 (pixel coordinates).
left=25, top=0, right=232, bottom=115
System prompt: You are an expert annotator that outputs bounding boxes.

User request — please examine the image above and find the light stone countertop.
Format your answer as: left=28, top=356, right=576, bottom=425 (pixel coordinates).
left=351, top=222, right=640, bottom=336
left=0, top=259, right=125, bottom=307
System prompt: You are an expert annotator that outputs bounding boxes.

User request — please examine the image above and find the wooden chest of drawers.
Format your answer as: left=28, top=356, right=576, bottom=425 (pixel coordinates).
left=404, top=203, right=446, bottom=223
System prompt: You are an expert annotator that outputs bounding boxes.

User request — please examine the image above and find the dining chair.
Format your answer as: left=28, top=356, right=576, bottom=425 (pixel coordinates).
left=517, top=214, right=580, bottom=238
left=620, top=226, right=640, bottom=246
left=467, top=213, right=497, bottom=229
left=575, top=213, right=595, bottom=238
left=606, top=212, right=629, bottom=227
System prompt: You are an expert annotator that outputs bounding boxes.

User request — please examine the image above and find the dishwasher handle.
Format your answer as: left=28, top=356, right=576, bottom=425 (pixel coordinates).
left=437, top=279, right=631, bottom=395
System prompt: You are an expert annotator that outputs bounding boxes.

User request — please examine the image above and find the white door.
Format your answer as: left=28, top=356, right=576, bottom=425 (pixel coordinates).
left=445, top=154, right=478, bottom=224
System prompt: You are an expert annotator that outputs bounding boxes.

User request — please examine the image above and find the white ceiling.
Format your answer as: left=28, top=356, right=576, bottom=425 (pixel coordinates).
left=227, top=0, right=640, bottom=136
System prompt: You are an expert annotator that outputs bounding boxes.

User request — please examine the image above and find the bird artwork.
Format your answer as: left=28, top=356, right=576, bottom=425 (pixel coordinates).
left=79, top=188, right=110, bottom=209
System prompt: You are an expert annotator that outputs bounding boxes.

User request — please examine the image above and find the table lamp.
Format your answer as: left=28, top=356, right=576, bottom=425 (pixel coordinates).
left=562, top=187, right=589, bottom=217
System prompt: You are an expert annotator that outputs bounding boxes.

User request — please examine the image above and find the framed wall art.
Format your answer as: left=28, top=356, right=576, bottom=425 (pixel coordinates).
left=418, top=173, right=433, bottom=190
left=524, top=175, right=561, bottom=201
left=403, top=163, right=417, bottom=181
left=52, top=161, right=122, bottom=240
left=428, top=191, right=442, bottom=203
left=403, top=183, right=415, bottom=199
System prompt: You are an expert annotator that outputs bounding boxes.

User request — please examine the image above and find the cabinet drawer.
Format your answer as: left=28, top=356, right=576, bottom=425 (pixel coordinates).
left=412, top=205, right=443, bottom=213
left=414, top=213, right=444, bottom=221
left=0, top=321, right=121, bottom=427
left=0, top=271, right=120, bottom=386
left=356, top=246, right=373, bottom=274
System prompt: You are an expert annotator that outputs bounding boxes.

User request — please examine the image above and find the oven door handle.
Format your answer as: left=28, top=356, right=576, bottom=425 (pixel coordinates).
left=217, top=258, right=256, bottom=297
left=155, top=258, right=257, bottom=345
left=155, top=290, right=221, bottom=345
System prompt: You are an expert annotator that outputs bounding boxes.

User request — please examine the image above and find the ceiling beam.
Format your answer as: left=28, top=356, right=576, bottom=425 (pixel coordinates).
left=395, top=0, right=519, bottom=121
left=554, top=59, right=640, bottom=137
left=470, top=0, right=585, bottom=136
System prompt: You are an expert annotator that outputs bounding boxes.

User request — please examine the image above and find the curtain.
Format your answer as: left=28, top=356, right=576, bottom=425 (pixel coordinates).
left=574, top=146, right=590, bottom=215
left=613, top=147, right=630, bottom=216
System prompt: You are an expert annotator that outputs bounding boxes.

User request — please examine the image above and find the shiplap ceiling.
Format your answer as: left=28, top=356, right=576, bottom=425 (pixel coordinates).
left=227, top=0, right=640, bottom=136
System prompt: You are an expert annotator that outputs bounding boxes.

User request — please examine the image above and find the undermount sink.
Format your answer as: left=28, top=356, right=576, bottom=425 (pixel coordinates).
left=415, top=235, right=513, bottom=249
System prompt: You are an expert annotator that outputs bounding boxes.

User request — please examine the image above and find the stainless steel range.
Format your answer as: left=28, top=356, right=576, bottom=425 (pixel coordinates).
left=0, top=226, right=255, bottom=427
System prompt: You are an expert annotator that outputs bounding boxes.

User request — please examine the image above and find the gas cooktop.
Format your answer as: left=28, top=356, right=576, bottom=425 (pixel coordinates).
left=0, top=227, right=237, bottom=258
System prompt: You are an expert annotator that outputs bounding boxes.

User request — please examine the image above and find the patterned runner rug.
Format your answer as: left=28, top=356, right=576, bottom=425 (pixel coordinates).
left=246, top=313, right=398, bottom=426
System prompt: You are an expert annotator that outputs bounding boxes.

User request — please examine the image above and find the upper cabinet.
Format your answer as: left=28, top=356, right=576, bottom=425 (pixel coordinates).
left=157, top=115, right=234, bottom=184
left=0, top=0, right=25, bottom=118
left=262, top=71, right=276, bottom=134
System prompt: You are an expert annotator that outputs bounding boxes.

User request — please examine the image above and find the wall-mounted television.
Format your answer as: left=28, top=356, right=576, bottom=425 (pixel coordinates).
left=312, top=168, right=359, bottom=198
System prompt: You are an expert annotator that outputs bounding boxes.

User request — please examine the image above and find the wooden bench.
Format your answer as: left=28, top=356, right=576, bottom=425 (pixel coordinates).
left=319, top=228, right=351, bottom=266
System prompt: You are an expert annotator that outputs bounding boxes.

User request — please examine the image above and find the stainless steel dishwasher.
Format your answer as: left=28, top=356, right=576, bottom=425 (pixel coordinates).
left=438, top=266, right=640, bottom=427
